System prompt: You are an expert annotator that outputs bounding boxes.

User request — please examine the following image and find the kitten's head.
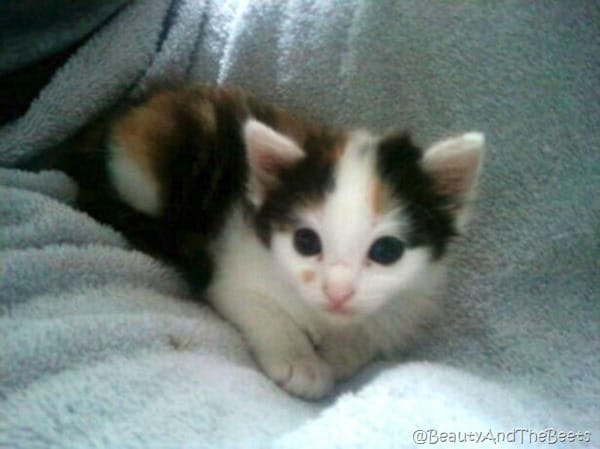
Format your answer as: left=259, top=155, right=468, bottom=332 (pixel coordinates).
left=243, top=119, right=484, bottom=325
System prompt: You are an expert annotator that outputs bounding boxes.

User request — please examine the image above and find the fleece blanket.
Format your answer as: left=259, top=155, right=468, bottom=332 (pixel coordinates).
left=1, top=1, right=598, bottom=447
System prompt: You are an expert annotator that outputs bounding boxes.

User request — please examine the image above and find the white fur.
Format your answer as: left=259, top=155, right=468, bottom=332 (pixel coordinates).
left=107, top=143, right=162, bottom=216
left=208, top=128, right=456, bottom=399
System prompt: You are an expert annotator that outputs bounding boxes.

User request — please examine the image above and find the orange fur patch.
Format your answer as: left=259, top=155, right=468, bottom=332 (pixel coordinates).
left=370, top=179, right=392, bottom=214
left=111, top=92, right=178, bottom=176
left=111, top=90, right=218, bottom=183
left=301, top=270, right=316, bottom=283
left=322, top=137, right=347, bottom=164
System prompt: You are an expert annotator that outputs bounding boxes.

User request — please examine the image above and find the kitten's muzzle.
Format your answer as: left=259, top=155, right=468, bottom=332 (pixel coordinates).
left=323, top=264, right=355, bottom=313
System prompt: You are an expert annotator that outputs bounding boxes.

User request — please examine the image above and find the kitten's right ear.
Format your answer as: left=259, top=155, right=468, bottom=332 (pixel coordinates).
left=243, top=119, right=305, bottom=206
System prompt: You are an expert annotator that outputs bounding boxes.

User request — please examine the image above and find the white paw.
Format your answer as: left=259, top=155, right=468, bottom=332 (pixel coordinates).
left=260, top=354, right=334, bottom=399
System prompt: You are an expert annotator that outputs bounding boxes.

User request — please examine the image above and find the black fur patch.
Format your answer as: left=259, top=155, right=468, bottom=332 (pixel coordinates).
left=162, top=91, right=248, bottom=239
left=254, top=130, right=340, bottom=245
left=376, top=134, right=456, bottom=259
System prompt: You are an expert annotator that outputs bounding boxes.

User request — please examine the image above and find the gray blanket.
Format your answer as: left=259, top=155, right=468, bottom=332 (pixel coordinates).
left=1, top=1, right=598, bottom=447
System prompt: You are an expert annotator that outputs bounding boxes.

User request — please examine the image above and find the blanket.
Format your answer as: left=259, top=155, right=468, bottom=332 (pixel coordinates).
left=1, top=1, right=598, bottom=447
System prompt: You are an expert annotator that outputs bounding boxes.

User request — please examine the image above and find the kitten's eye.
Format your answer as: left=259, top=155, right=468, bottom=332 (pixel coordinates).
left=368, top=236, right=404, bottom=265
left=293, top=228, right=322, bottom=256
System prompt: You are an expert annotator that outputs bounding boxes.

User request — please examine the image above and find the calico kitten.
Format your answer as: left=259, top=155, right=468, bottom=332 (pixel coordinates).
left=60, top=84, right=484, bottom=399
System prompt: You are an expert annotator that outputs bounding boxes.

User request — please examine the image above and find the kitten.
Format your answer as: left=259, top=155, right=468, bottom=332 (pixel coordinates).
left=60, top=84, right=484, bottom=399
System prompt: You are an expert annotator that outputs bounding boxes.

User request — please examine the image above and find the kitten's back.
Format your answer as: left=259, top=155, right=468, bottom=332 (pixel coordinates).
left=56, top=84, right=328, bottom=289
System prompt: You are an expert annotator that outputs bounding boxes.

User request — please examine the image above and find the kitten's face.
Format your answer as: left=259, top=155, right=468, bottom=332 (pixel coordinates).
left=244, top=120, right=483, bottom=324
left=268, top=132, right=438, bottom=323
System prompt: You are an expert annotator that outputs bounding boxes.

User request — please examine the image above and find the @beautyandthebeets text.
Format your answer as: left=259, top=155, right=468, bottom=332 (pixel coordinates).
left=412, top=428, right=592, bottom=445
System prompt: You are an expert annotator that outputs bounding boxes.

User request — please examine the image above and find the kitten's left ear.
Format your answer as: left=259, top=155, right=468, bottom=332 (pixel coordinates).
left=243, top=119, right=305, bottom=206
left=422, top=132, right=485, bottom=231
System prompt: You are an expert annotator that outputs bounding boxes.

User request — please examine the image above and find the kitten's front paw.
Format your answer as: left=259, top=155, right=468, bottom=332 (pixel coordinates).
left=260, top=354, right=334, bottom=399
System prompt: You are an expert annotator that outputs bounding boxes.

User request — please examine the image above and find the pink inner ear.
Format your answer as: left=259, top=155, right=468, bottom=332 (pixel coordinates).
left=435, top=160, right=477, bottom=198
left=421, top=134, right=484, bottom=227
left=424, top=136, right=483, bottom=199
left=257, top=152, right=281, bottom=175
left=243, top=119, right=306, bottom=205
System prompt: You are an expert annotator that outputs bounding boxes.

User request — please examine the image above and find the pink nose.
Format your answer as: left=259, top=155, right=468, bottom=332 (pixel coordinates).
left=323, top=284, right=355, bottom=310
